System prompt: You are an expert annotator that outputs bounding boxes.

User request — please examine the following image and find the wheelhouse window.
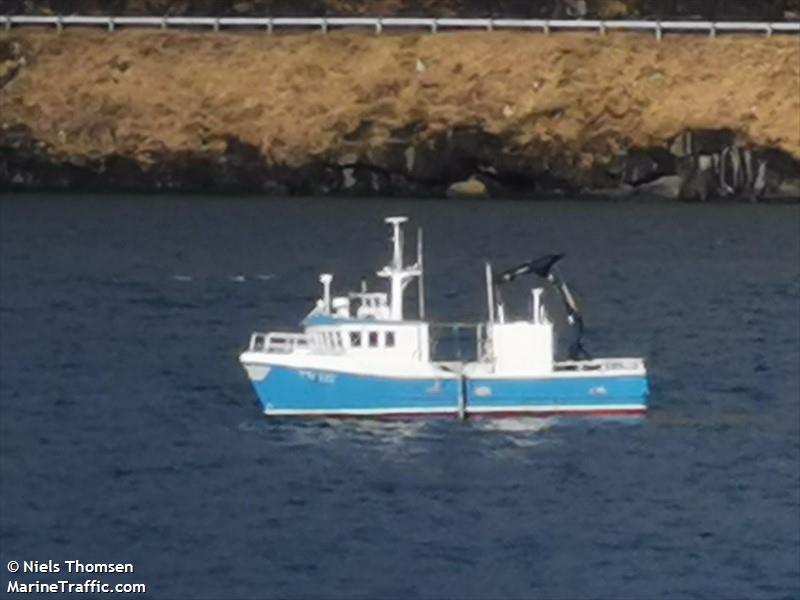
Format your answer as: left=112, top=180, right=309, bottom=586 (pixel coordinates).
left=350, top=331, right=362, bottom=347
left=385, top=331, right=395, bottom=347
left=368, top=331, right=379, bottom=347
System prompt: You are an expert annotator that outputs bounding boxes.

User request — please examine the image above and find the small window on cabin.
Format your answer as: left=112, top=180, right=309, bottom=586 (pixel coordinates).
left=336, top=332, right=343, bottom=348
left=368, top=331, right=379, bottom=347
left=350, top=331, right=361, bottom=347
left=385, top=331, right=395, bottom=348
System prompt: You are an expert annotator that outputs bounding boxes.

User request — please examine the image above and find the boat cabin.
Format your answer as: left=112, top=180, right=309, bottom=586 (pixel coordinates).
left=247, top=215, right=561, bottom=375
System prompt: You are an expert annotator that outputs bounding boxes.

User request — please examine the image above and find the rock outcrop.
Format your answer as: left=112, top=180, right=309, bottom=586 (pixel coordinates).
left=447, top=176, right=489, bottom=198
left=1, top=30, right=798, bottom=200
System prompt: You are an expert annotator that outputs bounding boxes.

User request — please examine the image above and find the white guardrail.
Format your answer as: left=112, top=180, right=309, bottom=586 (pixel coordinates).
left=1, top=15, right=799, bottom=38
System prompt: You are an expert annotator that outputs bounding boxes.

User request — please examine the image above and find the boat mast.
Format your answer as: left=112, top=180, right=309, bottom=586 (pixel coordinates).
left=320, top=273, right=333, bottom=315
left=388, top=216, right=405, bottom=270
left=485, top=262, right=495, bottom=323
left=379, top=216, right=421, bottom=321
left=417, top=227, right=425, bottom=320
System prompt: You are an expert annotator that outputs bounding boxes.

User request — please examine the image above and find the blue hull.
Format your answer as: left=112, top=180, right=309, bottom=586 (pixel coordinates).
left=248, top=365, right=648, bottom=418
left=465, top=375, right=649, bottom=416
left=251, top=365, right=461, bottom=416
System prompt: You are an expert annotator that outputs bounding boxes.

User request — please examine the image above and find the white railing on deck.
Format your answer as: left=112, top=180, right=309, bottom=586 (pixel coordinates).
left=554, top=357, right=645, bottom=372
left=1, top=15, right=798, bottom=38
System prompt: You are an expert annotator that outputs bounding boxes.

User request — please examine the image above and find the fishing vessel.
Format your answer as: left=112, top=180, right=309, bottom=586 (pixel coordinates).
left=239, top=216, right=648, bottom=419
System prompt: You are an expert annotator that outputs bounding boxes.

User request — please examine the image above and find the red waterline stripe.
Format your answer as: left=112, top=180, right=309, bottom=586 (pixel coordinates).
left=267, top=408, right=647, bottom=420
left=467, top=408, right=647, bottom=419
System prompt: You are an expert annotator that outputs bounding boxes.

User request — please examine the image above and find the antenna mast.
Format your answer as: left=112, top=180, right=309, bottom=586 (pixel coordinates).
left=417, top=227, right=425, bottom=319
left=378, top=217, right=421, bottom=321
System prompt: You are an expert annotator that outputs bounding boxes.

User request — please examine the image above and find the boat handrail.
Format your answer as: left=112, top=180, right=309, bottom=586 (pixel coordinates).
left=248, top=332, right=309, bottom=354
left=554, top=357, right=644, bottom=372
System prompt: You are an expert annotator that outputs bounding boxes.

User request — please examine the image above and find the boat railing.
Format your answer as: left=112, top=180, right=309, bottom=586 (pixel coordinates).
left=248, top=332, right=309, bottom=354
left=429, top=322, right=483, bottom=362
left=554, top=357, right=645, bottom=372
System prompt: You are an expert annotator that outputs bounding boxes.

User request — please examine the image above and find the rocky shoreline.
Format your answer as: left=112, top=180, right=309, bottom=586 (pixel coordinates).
left=1, top=30, right=798, bottom=201
left=3, top=123, right=799, bottom=201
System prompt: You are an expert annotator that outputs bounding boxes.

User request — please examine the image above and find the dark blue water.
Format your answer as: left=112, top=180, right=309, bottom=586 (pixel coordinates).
left=1, top=194, right=798, bottom=599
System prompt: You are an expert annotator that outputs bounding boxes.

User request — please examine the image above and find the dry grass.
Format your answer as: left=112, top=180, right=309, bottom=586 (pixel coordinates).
left=1, top=29, right=799, bottom=166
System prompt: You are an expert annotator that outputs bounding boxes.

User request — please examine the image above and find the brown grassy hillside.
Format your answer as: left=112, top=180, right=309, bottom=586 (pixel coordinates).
left=0, top=29, right=798, bottom=197
left=2, top=30, right=798, bottom=161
